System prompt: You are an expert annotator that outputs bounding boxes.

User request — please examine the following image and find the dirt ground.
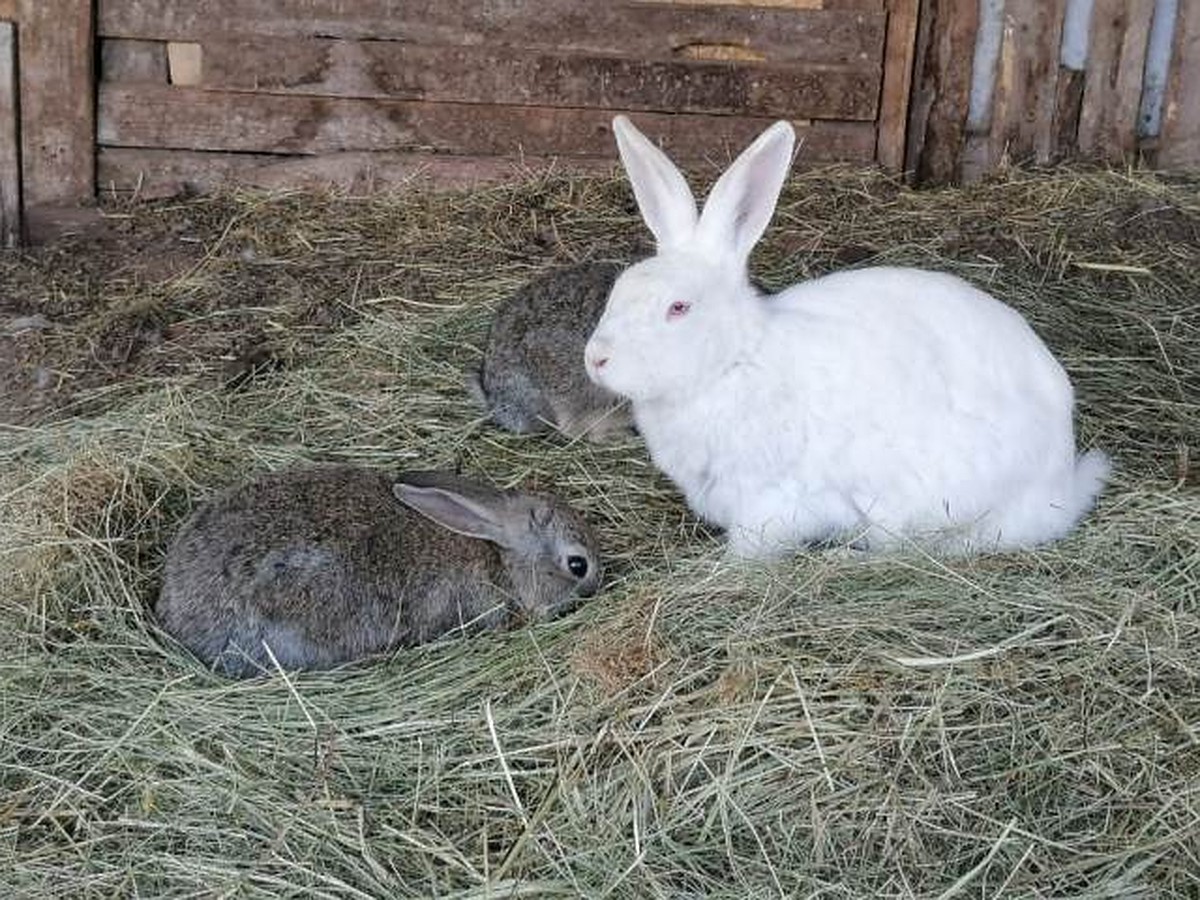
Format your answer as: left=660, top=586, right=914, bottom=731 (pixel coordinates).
left=2, top=171, right=1197, bottom=428
left=0, top=178, right=649, bottom=427
left=0, top=199, right=432, bottom=424
left=3, top=212, right=188, bottom=421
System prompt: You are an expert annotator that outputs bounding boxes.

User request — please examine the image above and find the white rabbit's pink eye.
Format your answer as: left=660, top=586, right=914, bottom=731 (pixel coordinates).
left=667, top=300, right=691, bottom=320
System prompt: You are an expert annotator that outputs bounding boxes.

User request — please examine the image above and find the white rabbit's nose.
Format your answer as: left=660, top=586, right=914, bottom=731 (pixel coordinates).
left=589, top=355, right=609, bottom=370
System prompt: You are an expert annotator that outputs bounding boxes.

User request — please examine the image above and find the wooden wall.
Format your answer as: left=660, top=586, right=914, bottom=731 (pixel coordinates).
left=1, top=0, right=1199, bottom=241
left=92, top=0, right=913, bottom=198
left=907, top=0, right=1200, bottom=183
left=0, top=0, right=95, bottom=243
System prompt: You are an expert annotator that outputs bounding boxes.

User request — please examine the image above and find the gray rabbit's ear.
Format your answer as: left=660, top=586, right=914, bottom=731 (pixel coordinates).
left=393, top=482, right=510, bottom=545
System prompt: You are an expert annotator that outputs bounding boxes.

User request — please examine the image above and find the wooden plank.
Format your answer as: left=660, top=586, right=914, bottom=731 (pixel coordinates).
left=98, top=84, right=879, bottom=159
left=635, top=0, right=825, bottom=7
left=101, top=38, right=169, bottom=83
left=1077, top=0, right=1154, bottom=160
left=1051, top=67, right=1087, bottom=161
left=167, top=42, right=203, bottom=86
left=97, top=148, right=622, bottom=198
left=958, top=133, right=994, bottom=184
left=1157, top=0, right=1200, bottom=167
left=98, top=119, right=879, bottom=198
left=905, top=0, right=979, bottom=183
left=876, top=0, right=920, bottom=171
left=193, top=37, right=880, bottom=120
left=17, top=0, right=95, bottom=205
left=639, top=0, right=885, bottom=6
left=0, top=21, right=19, bottom=247
left=903, top=0, right=936, bottom=174
left=987, top=0, right=1068, bottom=165
left=0, top=0, right=15, bottom=19
left=98, top=1, right=886, bottom=67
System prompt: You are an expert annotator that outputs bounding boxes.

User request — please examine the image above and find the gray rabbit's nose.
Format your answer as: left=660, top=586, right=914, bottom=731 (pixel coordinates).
left=576, top=579, right=599, bottom=599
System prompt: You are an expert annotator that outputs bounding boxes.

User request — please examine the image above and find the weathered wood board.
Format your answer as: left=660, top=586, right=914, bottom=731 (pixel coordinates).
left=1158, top=0, right=1200, bottom=167
left=99, top=0, right=885, bottom=61
left=101, top=38, right=168, bottom=83
left=1077, top=0, right=1155, bottom=159
left=989, top=0, right=1068, bottom=166
left=182, top=38, right=879, bottom=121
left=0, top=20, right=19, bottom=246
left=876, top=0, right=920, bottom=170
left=17, top=0, right=95, bottom=206
left=167, top=41, right=203, bottom=86
left=96, top=148, right=621, bottom=198
left=904, top=0, right=979, bottom=183
left=99, top=84, right=878, bottom=160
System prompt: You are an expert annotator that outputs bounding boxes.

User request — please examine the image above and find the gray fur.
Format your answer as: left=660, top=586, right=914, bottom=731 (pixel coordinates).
left=155, top=465, right=602, bottom=677
left=472, top=261, right=634, bottom=442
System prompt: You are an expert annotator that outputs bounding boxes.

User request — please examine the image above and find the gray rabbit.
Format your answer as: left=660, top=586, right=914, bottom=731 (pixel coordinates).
left=468, top=261, right=634, bottom=442
left=155, top=465, right=603, bottom=677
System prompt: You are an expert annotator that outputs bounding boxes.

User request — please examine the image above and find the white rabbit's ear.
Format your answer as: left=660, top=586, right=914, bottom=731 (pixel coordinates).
left=695, top=120, right=795, bottom=264
left=394, top=483, right=508, bottom=545
left=612, top=115, right=698, bottom=251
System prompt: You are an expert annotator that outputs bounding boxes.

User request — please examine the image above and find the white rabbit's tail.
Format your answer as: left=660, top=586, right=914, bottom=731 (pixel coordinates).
left=1070, top=449, right=1112, bottom=521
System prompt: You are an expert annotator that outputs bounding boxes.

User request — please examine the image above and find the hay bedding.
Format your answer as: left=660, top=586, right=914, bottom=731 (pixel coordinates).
left=0, top=165, right=1197, bottom=898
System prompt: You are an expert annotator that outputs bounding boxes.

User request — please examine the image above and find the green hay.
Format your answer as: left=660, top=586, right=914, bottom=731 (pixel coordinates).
left=1, top=165, right=1198, bottom=898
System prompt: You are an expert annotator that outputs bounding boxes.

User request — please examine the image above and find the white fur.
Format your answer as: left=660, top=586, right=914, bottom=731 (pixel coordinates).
left=585, top=116, right=1110, bottom=558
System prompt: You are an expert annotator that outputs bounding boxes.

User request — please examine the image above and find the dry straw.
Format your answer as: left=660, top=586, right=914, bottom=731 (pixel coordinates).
left=1, top=163, right=1197, bottom=897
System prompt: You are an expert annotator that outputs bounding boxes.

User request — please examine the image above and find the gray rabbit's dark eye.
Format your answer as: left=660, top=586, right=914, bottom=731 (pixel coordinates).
left=566, top=555, right=589, bottom=578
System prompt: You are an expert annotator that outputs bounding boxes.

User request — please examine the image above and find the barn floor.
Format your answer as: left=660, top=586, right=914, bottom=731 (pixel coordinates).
left=1, top=166, right=1198, bottom=898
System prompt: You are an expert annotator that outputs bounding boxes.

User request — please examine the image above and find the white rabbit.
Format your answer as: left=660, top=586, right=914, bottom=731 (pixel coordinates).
left=584, top=116, right=1110, bottom=558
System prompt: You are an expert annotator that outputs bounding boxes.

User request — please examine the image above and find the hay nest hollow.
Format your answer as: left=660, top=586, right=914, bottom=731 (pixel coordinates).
left=1, top=164, right=1198, bottom=898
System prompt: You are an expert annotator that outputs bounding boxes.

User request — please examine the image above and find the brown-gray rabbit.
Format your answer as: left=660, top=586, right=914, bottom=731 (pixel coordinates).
left=468, top=261, right=634, bottom=442
left=155, top=465, right=603, bottom=677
